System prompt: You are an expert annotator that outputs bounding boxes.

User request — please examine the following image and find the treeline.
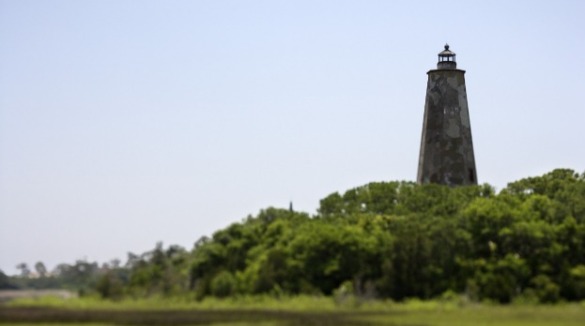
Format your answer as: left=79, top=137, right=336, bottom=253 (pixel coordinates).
left=3, top=169, right=585, bottom=303
left=1, top=260, right=115, bottom=296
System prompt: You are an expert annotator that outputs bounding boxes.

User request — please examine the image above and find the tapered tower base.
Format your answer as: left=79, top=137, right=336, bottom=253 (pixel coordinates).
left=417, top=45, right=477, bottom=186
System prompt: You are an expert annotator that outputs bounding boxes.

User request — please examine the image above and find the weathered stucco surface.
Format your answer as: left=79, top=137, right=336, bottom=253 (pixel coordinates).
left=417, top=69, right=477, bottom=186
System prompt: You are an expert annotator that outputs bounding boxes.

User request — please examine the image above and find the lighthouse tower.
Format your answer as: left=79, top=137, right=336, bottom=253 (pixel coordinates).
left=417, top=44, right=477, bottom=186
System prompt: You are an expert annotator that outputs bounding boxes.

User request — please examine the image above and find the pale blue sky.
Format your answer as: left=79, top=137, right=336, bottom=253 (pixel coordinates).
left=1, top=0, right=584, bottom=274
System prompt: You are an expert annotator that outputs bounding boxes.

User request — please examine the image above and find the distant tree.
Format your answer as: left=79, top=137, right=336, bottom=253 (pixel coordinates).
left=16, top=263, right=30, bottom=278
left=0, top=270, right=17, bottom=289
left=210, top=270, right=236, bottom=297
left=34, top=262, right=48, bottom=277
left=96, top=271, right=124, bottom=299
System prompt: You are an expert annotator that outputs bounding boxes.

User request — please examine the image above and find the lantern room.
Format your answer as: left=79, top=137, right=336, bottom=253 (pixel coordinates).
left=437, top=44, right=457, bottom=69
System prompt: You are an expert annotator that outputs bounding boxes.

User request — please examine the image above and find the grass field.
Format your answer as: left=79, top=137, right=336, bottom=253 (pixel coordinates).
left=1, top=296, right=584, bottom=325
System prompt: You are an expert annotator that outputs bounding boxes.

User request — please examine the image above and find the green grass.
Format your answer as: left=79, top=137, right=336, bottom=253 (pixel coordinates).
left=366, top=305, right=585, bottom=326
left=6, top=294, right=344, bottom=311
left=2, top=296, right=585, bottom=325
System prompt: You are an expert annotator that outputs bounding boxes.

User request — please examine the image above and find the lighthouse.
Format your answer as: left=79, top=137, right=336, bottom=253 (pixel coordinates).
left=417, top=45, right=477, bottom=186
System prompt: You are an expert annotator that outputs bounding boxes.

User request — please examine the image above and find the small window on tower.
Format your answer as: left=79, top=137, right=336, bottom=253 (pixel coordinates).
left=468, top=168, right=475, bottom=183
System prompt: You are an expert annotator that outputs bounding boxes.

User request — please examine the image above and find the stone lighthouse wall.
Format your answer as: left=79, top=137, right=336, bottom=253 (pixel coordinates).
left=417, top=69, right=477, bottom=186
